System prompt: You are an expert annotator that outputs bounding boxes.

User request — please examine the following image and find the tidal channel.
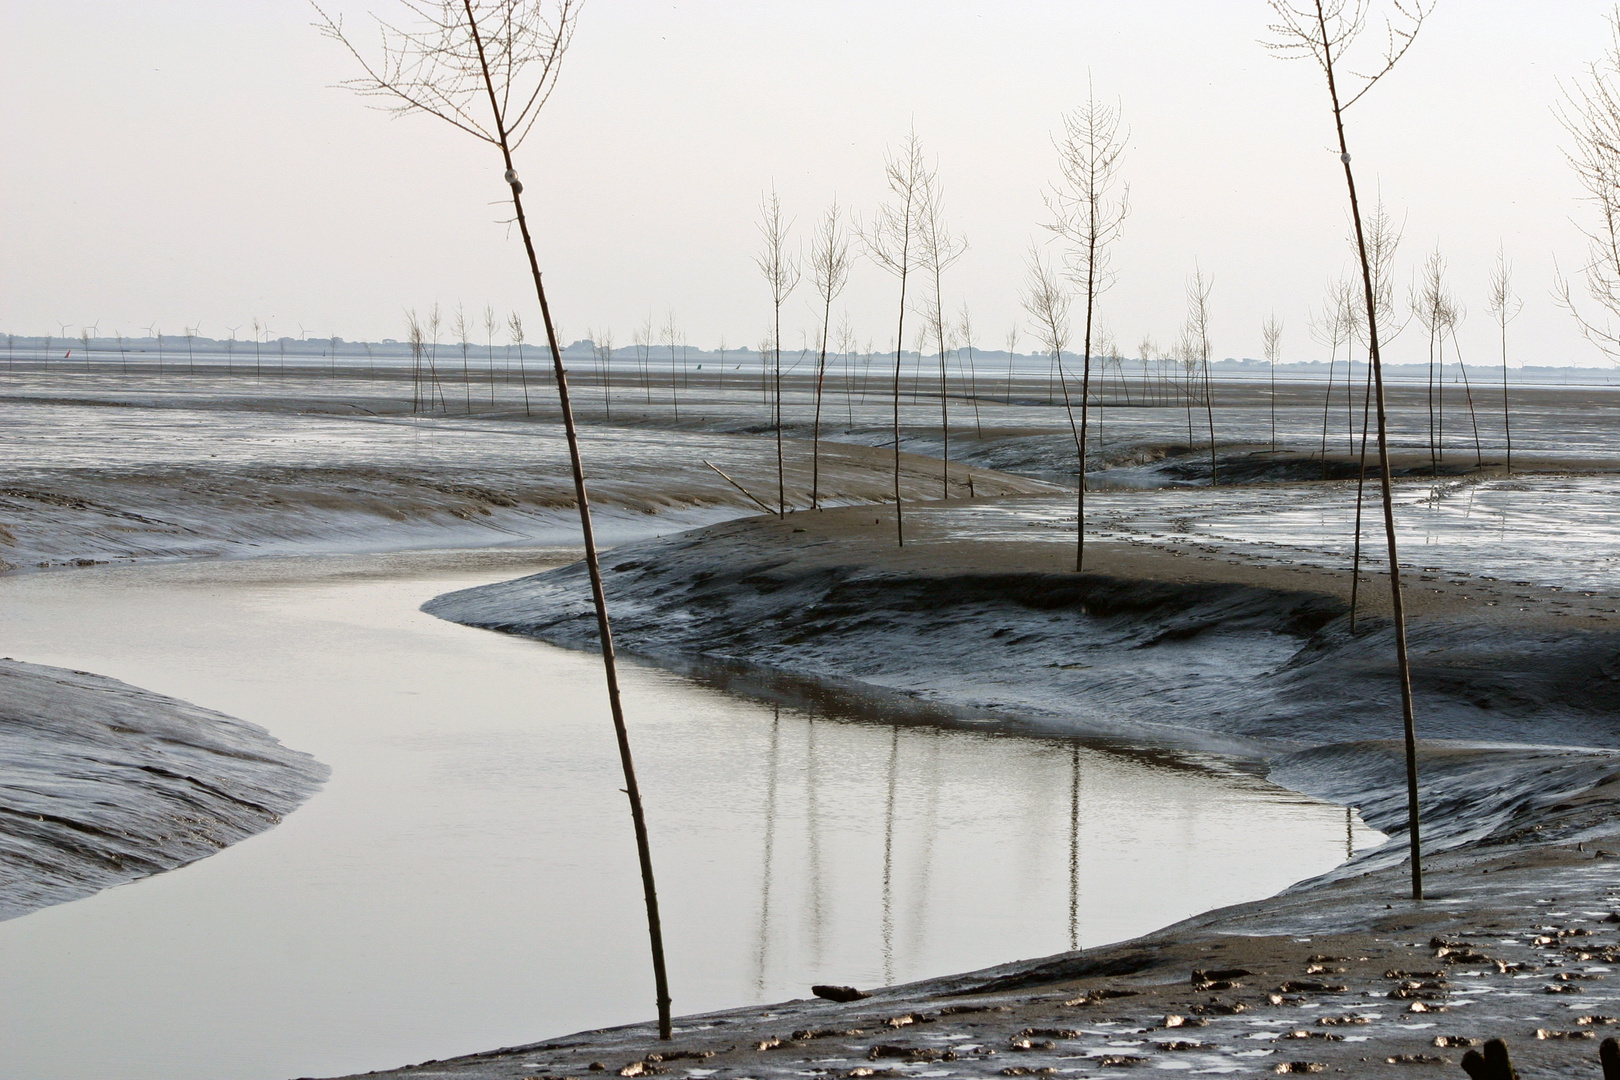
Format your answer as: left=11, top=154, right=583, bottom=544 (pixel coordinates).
left=0, top=550, right=1380, bottom=1079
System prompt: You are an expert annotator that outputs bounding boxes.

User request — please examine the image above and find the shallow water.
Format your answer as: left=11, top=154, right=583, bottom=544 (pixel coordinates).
left=916, top=474, right=1620, bottom=597
left=0, top=551, right=1378, bottom=1080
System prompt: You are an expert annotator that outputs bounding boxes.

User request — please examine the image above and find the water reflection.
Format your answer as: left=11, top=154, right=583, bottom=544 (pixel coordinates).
left=710, top=709, right=1384, bottom=997
left=753, top=708, right=781, bottom=995
left=1069, top=744, right=1082, bottom=951
left=0, top=551, right=1383, bottom=1080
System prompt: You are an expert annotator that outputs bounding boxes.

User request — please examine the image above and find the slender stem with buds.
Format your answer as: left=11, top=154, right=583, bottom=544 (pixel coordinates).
left=464, top=1, right=673, bottom=1038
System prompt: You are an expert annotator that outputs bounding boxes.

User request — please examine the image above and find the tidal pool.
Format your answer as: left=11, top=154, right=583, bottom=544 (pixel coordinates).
left=0, top=550, right=1379, bottom=1080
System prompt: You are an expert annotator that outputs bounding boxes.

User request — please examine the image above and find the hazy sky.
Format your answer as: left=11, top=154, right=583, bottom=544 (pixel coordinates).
left=3, top=1, right=1615, bottom=365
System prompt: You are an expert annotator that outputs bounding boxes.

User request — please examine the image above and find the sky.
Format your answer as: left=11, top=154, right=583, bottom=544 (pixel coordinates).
left=2, top=1, right=1616, bottom=366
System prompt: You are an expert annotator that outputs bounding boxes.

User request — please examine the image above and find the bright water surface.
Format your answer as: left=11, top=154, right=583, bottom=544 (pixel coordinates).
left=0, top=551, right=1380, bottom=1080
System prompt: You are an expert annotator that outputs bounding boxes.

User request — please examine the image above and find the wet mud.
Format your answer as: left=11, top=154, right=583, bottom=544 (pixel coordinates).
left=0, top=658, right=327, bottom=920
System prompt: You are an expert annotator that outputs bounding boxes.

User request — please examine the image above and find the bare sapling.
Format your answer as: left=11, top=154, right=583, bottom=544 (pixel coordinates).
left=862, top=130, right=930, bottom=545
left=1556, top=9, right=1620, bottom=366
left=1487, top=247, right=1522, bottom=472
left=427, top=304, right=446, bottom=411
left=1411, top=246, right=1452, bottom=475
left=507, top=311, right=532, bottom=416
left=407, top=309, right=425, bottom=412
left=1105, top=331, right=1128, bottom=405
left=1021, top=245, right=1086, bottom=566
left=835, top=319, right=856, bottom=425
left=661, top=308, right=680, bottom=421
left=1262, top=314, right=1283, bottom=450
left=808, top=199, right=851, bottom=509
left=1005, top=326, right=1020, bottom=404
left=1137, top=334, right=1155, bottom=405
left=633, top=317, right=651, bottom=402
left=318, top=0, right=673, bottom=1034
left=1184, top=267, right=1218, bottom=484
left=1044, top=82, right=1130, bottom=564
left=1266, top=0, right=1432, bottom=900
left=916, top=167, right=967, bottom=499
left=755, top=185, right=799, bottom=517
left=1340, top=273, right=1366, bottom=455
left=1308, top=281, right=1347, bottom=469
left=1175, top=331, right=1196, bottom=444
left=1094, top=329, right=1118, bottom=451
left=958, top=303, right=983, bottom=438
left=483, top=304, right=499, bottom=404
left=1309, top=280, right=1350, bottom=474
left=595, top=327, right=614, bottom=421
left=454, top=303, right=473, bottom=412
left=1446, top=305, right=1485, bottom=467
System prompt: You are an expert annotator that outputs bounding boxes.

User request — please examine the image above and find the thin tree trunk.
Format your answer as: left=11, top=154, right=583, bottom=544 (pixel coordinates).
left=1427, top=320, right=1438, bottom=477
left=1318, top=0, right=1422, bottom=901
left=938, top=327, right=950, bottom=499
left=775, top=307, right=785, bottom=517
left=1502, top=321, right=1513, bottom=474
left=1054, top=350, right=1086, bottom=571
left=1452, top=329, right=1484, bottom=467
left=893, top=286, right=907, bottom=546
left=1202, top=359, right=1218, bottom=485
left=1320, top=342, right=1338, bottom=478
left=812, top=298, right=831, bottom=509
left=1350, top=354, right=1374, bottom=630
left=1270, top=359, right=1277, bottom=451
left=466, top=5, right=671, bottom=1039
left=1437, top=330, right=1446, bottom=467
left=964, top=345, right=983, bottom=436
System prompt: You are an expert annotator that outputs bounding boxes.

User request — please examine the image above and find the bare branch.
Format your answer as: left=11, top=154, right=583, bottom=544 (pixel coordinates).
left=1262, top=0, right=1431, bottom=112
left=313, top=0, right=578, bottom=151
left=1556, top=6, right=1620, bottom=362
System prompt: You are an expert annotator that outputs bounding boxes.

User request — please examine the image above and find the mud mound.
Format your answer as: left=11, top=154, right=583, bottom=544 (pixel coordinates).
left=0, top=659, right=328, bottom=920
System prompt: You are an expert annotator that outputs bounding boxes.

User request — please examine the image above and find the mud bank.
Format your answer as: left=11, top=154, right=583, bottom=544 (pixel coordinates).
left=0, top=658, right=327, bottom=920
left=0, top=444, right=1051, bottom=573
left=426, top=507, right=1620, bottom=757
left=402, top=507, right=1620, bottom=1077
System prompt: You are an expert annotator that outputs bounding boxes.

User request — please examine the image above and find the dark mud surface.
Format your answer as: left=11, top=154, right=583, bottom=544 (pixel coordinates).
left=426, top=509, right=1620, bottom=757
left=0, top=658, right=328, bottom=920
